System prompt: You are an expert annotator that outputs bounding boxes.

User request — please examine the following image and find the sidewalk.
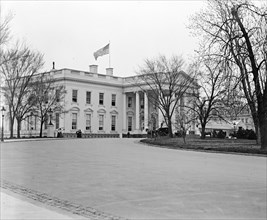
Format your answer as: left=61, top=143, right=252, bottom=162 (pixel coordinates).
left=2, top=137, right=60, bottom=143
left=1, top=191, right=87, bottom=219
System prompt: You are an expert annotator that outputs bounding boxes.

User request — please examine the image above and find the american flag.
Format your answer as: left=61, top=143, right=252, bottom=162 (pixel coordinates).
left=93, top=43, right=109, bottom=60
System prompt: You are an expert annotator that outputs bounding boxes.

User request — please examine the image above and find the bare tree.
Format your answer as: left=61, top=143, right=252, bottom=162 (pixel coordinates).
left=222, top=77, right=250, bottom=121
left=186, top=58, right=228, bottom=139
left=135, top=55, right=197, bottom=138
left=0, top=14, right=12, bottom=105
left=175, top=107, right=194, bottom=144
left=0, top=13, right=12, bottom=47
left=190, top=0, right=267, bottom=149
left=0, top=44, right=44, bottom=138
left=30, top=72, right=66, bottom=137
left=15, top=88, right=37, bottom=138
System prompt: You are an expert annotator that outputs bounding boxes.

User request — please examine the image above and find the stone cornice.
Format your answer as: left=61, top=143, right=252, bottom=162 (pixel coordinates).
left=54, top=76, right=124, bottom=89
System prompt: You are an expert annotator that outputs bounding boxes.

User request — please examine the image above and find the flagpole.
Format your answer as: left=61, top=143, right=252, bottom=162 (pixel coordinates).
left=109, top=40, right=111, bottom=68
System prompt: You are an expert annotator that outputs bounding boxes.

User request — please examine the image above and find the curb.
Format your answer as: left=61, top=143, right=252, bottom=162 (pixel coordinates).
left=1, top=138, right=68, bottom=143
left=1, top=179, right=125, bottom=220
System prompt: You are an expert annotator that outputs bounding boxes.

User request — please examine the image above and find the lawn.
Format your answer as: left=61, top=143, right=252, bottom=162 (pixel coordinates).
left=141, top=135, right=267, bottom=155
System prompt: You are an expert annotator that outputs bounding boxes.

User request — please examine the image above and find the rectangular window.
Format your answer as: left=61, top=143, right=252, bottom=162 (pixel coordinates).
left=111, top=94, right=116, bottom=106
left=44, top=91, right=48, bottom=104
left=99, top=114, right=104, bottom=130
left=86, top=91, right=91, bottom=104
left=111, top=115, right=116, bottom=131
left=56, top=89, right=60, bottom=102
left=72, top=90, right=78, bottom=103
left=128, top=116, right=132, bottom=131
left=55, top=113, right=60, bottom=129
left=86, top=114, right=91, bottom=131
left=128, top=97, right=132, bottom=108
left=140, top=99, right=144, bottom=109
left=99, top=93, right=104, bottom=105
left=72, top=113, right=77, bottom=129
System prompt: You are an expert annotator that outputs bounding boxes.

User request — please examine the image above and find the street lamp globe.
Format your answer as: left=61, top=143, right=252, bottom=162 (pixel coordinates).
left=1, top=106, right=6, bottom=115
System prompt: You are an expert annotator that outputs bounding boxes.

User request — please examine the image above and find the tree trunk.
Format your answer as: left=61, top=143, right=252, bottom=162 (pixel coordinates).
left=167, top=117, right=173, bottom=138
left=256, top=93, right=267, bottom=149
left=233, top=9, right=267, bottom=148
left=39, top=121, right=43, bottom=138
left=259, top=120, right=267, bottom=150
left=16, top=118, right=21, bottom=138
left=250, top=111, right=260, bottom=144
left=256, top=125, right=261, bottom=145
left=201, top=124, right=206, bottom=139
left=258, top=95, right=267, bottom=149
left=182, top=129, right=186, bottom=144
left=182, top=135, right=186, bottom=144
left=9, top=116, right=14, bottom=138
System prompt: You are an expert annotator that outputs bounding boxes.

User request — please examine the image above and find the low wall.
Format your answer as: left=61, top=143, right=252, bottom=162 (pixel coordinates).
left=122, top=133, right=147, bottom=138
left=62, top=133, right=120, bottom=138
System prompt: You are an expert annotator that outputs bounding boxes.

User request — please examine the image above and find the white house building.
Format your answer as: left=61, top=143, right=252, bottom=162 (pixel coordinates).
left=1, top=65, right=198, bottom=138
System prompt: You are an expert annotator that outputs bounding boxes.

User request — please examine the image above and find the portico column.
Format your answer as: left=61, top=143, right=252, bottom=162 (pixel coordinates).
left=144, top=92, right=148, bottom=130
left=135, top=91, right=140, bottom=131
left=122, top=93, right=127, bottom=132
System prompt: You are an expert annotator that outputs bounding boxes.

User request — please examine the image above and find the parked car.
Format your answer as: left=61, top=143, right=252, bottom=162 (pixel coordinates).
left=174, top=130, right=183, bottom=137
left=147, top=129, right=157, bottom=137
left=157, top=127, right=169, bottom=136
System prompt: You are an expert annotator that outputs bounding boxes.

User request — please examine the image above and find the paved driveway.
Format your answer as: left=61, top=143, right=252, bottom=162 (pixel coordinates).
left=1, top=138, right=266, bottom=219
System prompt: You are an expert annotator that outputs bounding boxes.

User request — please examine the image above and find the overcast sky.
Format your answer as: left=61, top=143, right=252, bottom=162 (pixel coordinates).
left=1, top=1, right=205, bottom=77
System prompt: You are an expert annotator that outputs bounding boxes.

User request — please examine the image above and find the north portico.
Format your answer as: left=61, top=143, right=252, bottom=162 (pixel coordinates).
left=1, top=65, right=197, bottom=138
left=122, top=90, right=157, bottom=134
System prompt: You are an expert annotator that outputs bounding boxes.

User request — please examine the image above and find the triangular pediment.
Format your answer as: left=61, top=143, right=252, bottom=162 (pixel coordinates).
left=84, top=107, right=93, bottom=113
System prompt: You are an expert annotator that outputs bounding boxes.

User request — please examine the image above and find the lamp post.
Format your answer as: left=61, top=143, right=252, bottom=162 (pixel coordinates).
left=48, top=108, right=53, bottom=125
left=1, top=106, right=6, bottom=142
left=233, top=122, right=236, bottom=136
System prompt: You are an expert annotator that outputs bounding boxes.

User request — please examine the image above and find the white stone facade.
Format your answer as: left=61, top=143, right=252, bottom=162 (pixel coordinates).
left=1, top=67, right=197, bottom=137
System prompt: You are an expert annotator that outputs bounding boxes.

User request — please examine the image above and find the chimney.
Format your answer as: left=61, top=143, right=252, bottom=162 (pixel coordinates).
left=89, top=65, right=98, bottom=73
left=106, top=68, right=113, bottom=76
